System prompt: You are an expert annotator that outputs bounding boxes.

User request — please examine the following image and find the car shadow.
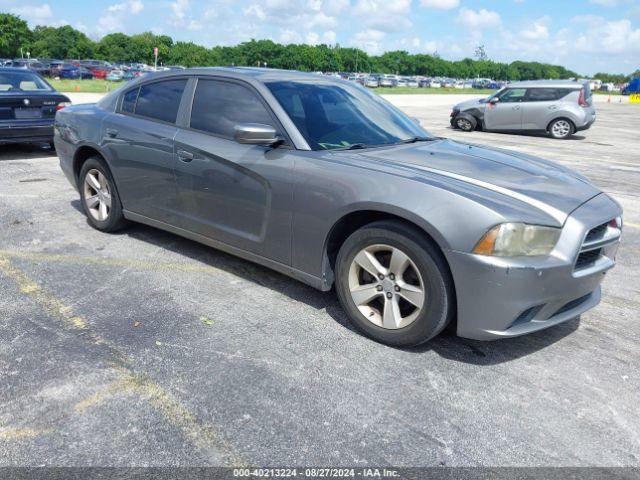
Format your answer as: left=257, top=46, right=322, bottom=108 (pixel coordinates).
left=70, top=202, right=582, bottom=366
left=0, top=143, right=55, bottom=161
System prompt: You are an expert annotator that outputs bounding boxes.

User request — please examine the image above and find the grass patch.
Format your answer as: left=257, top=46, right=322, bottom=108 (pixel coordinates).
left=49, top=79, right=125, bottom=93
left=376, top=87, right=495, bottom=95
left=593, top=90, right=621, bottom=95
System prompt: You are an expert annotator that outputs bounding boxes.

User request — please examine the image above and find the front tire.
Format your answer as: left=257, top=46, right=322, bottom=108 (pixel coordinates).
left=548, top=118, right=574, bottom=139
left=453, top=114, right=476, bottom=132
left=78, top=156, right=128, bottom=232
left=335, top=220, right=454, bottom=347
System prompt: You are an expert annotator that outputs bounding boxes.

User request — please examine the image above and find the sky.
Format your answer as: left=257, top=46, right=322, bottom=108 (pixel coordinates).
left=2, top=0, right=639, bottom=75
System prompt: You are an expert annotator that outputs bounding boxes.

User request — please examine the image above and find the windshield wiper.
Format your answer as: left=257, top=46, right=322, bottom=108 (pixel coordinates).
left=396, top=136, right=437, bottom=144
left=334, top=143, right=369, bottom=150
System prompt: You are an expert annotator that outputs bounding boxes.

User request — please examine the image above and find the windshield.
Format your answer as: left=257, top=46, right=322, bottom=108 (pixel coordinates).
left=266, top=80, right=430, bottom=150
left=0, top=71, right=52, bottom=92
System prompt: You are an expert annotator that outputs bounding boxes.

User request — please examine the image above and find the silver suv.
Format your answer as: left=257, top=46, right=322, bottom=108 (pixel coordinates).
left=450, top=80, right=596, bottom=139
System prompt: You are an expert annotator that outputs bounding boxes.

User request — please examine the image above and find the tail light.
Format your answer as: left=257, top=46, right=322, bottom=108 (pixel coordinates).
left=578, top=88, right=588, bottom=107
left=56, top=102, right=72, bottom=111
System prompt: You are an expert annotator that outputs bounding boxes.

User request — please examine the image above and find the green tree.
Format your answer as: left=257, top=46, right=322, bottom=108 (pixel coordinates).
left=0, top=13, right=31, bottom=58
left=96, top=33, right=134, bottom=62
left=30, top=25, right=94, bottom=59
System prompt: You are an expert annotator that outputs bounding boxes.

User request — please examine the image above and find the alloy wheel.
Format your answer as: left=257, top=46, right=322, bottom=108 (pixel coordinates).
left=348, top=244, right=426, bottom=329
left=83, top=168, right=112, bottom=221
left=552, top=120, right=571, bottom=138
left=457, top=118, right=472, bottom=131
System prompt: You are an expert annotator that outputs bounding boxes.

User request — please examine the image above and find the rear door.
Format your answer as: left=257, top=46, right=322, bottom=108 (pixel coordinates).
left=172, top=77, right=294, bottom=263
left=521, top=87, right=567, bottom=130
left=101, top=77, right=188, bottom=224
left=484, top=87, right=526, bottom=130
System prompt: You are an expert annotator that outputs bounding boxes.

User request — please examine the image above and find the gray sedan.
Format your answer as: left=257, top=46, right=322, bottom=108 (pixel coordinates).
left=54, top=68, right=622, bottom=346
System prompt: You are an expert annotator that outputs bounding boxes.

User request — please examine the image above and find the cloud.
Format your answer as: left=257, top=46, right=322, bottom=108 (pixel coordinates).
left=456, top=8, right=501, bottom=29
left=575, top=18, right=640, bottom=54
left=9, top=3, right=53, bottom=24
left=107, top=0, right=143, bottom=14
left=589, top=0, right=618, bottom=5
left=352, top=0, right=412, bottom=32
left=351, top=28, right=387, bottom=55
left=521, top=16, right=550, bottom=40
left=419, top=0, right=459, bottom=9
left=96, top=0, right=144, bottom=36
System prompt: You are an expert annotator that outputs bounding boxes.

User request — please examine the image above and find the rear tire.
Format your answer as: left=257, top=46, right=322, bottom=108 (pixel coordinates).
left=78, top=156, right=128, bottom=232
left=335, top=220, right=454, bottom=347
left=548, top=118, right=574, bottom=139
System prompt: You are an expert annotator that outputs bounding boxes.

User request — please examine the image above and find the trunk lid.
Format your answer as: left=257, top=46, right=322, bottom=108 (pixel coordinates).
left=0, top=92, right=69, bottom=122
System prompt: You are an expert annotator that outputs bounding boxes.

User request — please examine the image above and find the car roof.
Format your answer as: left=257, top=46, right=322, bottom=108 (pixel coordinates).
left=123, top=66, right=350, bottom=89
left=506, top=80, right=585, bottom=89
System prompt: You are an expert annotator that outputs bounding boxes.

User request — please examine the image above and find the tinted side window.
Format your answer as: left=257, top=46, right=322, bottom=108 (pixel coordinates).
left=190, top=79, right=274, bottom=138
left=134, top=79, right=187, bottom=123
left=526, top=88, right=567, bottom=101
left=122, top=88, right=139, bottom=113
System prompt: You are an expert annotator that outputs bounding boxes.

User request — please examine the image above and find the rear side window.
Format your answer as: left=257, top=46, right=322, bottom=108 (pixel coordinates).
left=121, top=88, right=138, bottom=113
left=133, top=79, right=187, bottom=123
left=189, top=79, right=274, bottom=138
left=526, top=88, right=569, bottom=101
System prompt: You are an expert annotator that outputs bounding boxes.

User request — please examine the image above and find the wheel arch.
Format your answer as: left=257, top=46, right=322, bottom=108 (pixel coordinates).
left=72, top=144, right=113, bottom=186
left=321, top=207, right=453, bottom=287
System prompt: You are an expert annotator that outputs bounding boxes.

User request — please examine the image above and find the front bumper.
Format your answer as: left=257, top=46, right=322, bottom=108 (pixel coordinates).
left=446, top=193, right=622, bottom=340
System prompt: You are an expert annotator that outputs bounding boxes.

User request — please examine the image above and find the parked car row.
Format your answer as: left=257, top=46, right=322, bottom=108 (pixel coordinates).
left=0, top=58, right=182, bottom=82
left=322, top=72, right=505, bottom=90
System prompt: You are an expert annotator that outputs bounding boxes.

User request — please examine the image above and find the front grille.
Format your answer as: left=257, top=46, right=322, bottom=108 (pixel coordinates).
left=574, top=218, right=619, bottom=272
left=585, top=222, right=608, bottom=242
left=575, top=248, right=602, bottom=270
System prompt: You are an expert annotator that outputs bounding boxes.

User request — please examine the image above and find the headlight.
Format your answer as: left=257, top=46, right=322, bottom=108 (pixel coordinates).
left=473, top=223, right=561, bottom=257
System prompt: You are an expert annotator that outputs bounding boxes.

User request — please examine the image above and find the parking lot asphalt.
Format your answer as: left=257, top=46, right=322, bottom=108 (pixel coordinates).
left=1, top=95, right=639, bottom=467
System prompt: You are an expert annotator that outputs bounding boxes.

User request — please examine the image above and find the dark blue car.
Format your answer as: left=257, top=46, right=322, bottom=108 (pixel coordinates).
left=0, top=68, right=71, bottom=145
left=622, top=78, right=640, bottom=95
left=59, top=64, right=94, bottom=80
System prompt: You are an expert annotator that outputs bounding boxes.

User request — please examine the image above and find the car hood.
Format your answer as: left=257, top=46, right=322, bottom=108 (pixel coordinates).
left=453, top=98, right=485, bottom=110
left=356, top=139, right=601, bottom=223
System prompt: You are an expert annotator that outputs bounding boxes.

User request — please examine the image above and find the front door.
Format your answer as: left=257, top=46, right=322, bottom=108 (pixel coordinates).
left=484, top=87, right=526, bottom=130
left=172, top=78, right=294, bottom=264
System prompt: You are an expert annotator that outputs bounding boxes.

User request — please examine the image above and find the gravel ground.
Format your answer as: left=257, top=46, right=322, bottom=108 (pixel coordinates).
left=0, top=94, right=638, bottom=468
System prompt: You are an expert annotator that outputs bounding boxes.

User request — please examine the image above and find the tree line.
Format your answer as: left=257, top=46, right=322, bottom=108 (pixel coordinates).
left=1, top=13, right=637, bottom=82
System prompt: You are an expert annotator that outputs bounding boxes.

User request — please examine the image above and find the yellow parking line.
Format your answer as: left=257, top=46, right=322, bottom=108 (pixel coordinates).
left=0, top=255, right=88, bottom=330
left=624, top=221, right=640, bottom=229
left=0, top=249, right=224, bottom=275
left=0, top=428, right=53, bottom=440
left=0, top=254, right=246, bottom=466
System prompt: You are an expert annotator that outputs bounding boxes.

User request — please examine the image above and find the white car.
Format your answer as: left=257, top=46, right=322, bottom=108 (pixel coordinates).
left=429, top=80, right=441, bottom=88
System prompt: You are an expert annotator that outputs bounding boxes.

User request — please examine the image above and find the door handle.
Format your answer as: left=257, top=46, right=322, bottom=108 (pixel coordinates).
left=177, top=149, right=194, bottom=162
left=512, top=105, right=521, bottom=110
left=548, top=105, right=558, bottom=110
left=105, top=128, right=118, bottom=138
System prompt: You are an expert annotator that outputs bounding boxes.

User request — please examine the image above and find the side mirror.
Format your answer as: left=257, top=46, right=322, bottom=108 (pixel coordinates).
left=234, top=123, right=279, bottom=146
left=489, top=97, right=499, bottom=104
